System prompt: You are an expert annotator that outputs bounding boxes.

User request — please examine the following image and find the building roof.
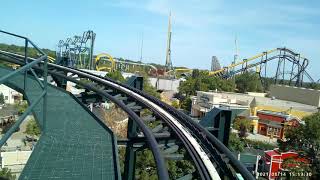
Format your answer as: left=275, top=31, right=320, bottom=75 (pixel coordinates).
left=250, top=97, right=257, bottom=108
left=210, top=91, right=318, bottom=114
left=257, top=110, right=304, bottom=124
left=265, top=150, right=280, bottom=157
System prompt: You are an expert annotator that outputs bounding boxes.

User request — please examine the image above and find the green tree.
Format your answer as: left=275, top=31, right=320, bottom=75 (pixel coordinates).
left=179, top=70, right=236, bottom=96
left=0, top=167, right=16, bottom=180
left=135, top=149, right=196, bottom=179
left=136, top=72, right=160, bottom=99
left=232, top=117, right=252, bottom=138
left=180, top=97, right=192, bottom=112
left=14, top=101, right=28, bottom=115
left=25, top=118, right=41, bottom=137
left=105, top=70, right=125, bottom=83
left=143, top=79, right=160, bottom=99
left=135, top=150, right=157, bottom=180
left=0, top=93, right=4, bottom=104
left=179, top=78, right=196, bottom=96
left=235, top=71, right=263, bottom=93
left=228, top=133, right=245, bottom=152
left=278, top=113, right=320, bottom=179
left=171, top=100, right=180, bottom=109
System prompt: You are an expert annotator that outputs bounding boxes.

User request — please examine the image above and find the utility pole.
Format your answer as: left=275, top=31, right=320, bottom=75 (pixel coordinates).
left=88, top=31, right=96, bottom=70
left=139, top=32, right=144, bottom=62
left=230, top=35, right=239, bottom=81
left=165, top=12, right=173, bottom=72
left=233, top=35, right=239, bottom=70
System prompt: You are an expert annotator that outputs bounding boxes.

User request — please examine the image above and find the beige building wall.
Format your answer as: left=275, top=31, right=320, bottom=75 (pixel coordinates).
left=270, top=85, right=320, bottom=107
left=1, top=151, right=32, bottom=175
left=0, top=85, right=19, bottom=104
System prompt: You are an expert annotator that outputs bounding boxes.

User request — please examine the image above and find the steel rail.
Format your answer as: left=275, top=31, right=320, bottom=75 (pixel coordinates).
left=48, top=65, right=220, bottom=179
left=0, top=51, right=220, bottom=179
left=0, top=50, right=258, bottom=179
left=0, top=52, right=170, bottom=180
left=0, top=56, right=45, bottom=84
left=47, top=64, right=217, bottom=179
left=73, top=69, right=255, bottom=179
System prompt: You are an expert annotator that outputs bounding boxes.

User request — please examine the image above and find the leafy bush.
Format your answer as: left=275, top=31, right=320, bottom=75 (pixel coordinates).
left=232, top=117, right=252, bottom=138
left=105, top=70, right=125, bottom=83
left=14, top=101, right=28, bottom=115
left=180, top=97, right=192, bottom=112
left=244, top=139, right=276, bottom=150
left=171, top=100, right=180, bottom=109
left=0, top=167, right=16, bottom=180
left=228, top=133, right=245, bottom=152
left=25, top=118, right=41, bottom=137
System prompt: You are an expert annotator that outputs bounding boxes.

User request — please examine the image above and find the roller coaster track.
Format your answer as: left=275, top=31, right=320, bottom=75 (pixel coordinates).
left=0, top=30, right=254, bottom=180
left=209, top=48, right=315, bottom=86
left=95, top=53, right=158, bottom=73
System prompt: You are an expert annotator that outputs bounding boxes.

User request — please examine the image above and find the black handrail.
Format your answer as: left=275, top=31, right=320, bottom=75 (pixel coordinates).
left=63, top=68, right=254, bottom=179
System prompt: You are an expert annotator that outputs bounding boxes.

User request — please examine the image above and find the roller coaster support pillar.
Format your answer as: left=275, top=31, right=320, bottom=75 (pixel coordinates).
left=89, top=32, right=95, bottom=70
left=123, top=76, right=144, bottom=180
left=199, top=108, right=244, bottom=145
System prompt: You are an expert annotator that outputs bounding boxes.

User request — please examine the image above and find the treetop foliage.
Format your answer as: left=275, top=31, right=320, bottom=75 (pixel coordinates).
left=278, top=112, right=320, bottom=178
left=179, top=69, right=235, bottom=96
left=0, top=167, right=16, bottom=180
left=0, top=43, right=56, bottom=59
left=235, top=71, right=263, bottom=93
left=105, top=70, right=126, bottom=83
left=25, top=118, right=41, bottom=137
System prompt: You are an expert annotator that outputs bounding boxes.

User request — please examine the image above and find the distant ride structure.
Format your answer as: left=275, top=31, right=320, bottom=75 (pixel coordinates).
left=209, top=48, right=315, bottom=87
left=56, top=30, right=96, bottom=69
left=211, top=56, right=221, bottom=71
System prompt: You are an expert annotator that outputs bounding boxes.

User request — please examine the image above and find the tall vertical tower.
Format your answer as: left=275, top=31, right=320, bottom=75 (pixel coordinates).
left=165, top=12, right=173, bottom=71
left=233, top=36, right=239, bottom=64
left=231, top=35, right=239, bottom=72
left=211, top=56, right=221, bottom=71
left=139, top=32, right=144, bottom=62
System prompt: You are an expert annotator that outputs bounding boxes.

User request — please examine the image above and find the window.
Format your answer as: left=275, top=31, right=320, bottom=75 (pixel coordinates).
left=5, top=96, right=8, bottom=100
left=267, top=127, right=281, bottom=137
left=274, top=128, right=281, bottom=137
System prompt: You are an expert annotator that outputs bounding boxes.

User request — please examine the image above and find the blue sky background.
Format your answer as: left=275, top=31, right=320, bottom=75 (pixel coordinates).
left=1, top=0, right=319, bottom=80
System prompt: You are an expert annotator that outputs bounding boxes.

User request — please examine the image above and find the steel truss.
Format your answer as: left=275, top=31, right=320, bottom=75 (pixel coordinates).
left=212, top=48, right=315, bottom=87
left=56, top=30, right=96, bottom=70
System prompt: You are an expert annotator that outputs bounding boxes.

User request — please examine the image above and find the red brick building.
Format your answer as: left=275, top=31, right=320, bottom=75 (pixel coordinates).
left=256, top=110, right=301, bottom=139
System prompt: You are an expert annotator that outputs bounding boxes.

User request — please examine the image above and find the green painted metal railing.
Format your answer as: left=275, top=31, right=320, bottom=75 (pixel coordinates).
left=0, top=30, right=48, bottom=147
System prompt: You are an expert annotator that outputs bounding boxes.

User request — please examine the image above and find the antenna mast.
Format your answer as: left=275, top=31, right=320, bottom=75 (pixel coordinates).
left=165, top=12, right=173, bottom=71
left=140, top=32, right=144, bottom=62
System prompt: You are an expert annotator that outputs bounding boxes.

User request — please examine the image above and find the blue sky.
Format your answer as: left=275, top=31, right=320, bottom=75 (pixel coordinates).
left=1, top=0, right=320, bottom=79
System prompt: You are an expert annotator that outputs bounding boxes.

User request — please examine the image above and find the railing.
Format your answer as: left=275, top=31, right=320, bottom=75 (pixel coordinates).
left=0, top=30, right=48, bottom=147
left=0, top=50, right=170, bottom=180
left=71, top=68, right=255, bottom=179
left=0, top=31, right=253, bottom=179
